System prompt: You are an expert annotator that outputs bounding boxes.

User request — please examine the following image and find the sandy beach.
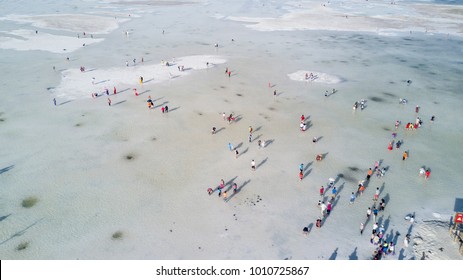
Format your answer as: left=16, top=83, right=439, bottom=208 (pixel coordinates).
left=1, top=0, right=463, bottom=261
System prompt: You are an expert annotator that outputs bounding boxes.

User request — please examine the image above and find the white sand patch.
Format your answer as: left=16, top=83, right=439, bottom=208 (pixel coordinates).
left=288, top=70, right=343, bottom=84
left=53, top=55, right=226, bottom=99
left=0, top=29, right=103, bottom=53
left=411, top=219, right=462, bottom=260
left=227, top=2, right=463, bottom=36
left=0, top=14, right=126, bottom=34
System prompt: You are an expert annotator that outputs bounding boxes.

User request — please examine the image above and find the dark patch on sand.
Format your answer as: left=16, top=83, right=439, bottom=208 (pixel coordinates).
left=74, top=123, right=82, bottom=127
left=197, top=112, right=203, bottom=116
left=268, top=107, right=276, bottom=111
left=342, top=174, right=357, bottom=183
left=382, top=126, right=391, bottom=131
left=220, top=85, right=226, bottom=89
left=125, top=154, right=135, bottom=160
left=0, top=118, right=5, bottom=122
left=369, top=96, right=385, bottom=102
left=16, top=242, right=29, bottom=251
left=236, top=93, right=243, bottom=97
left=348, top=166, right=360, bottom=172
left=223, top=99, right=229, bottom=103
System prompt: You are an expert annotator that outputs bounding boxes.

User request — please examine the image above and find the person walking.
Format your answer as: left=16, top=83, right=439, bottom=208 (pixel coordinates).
left=107, top=98, right=111, bottom=106
left=53, top=98, right=57, bottom=106
left=367, top=207, right=372, bottom=219
left=360, top=222, right=365, bottom=235
left=228, top=143, right=233, bottom=151
left=319, top=186, right=325, bottom=198
left=251, top=160, right=256, bottom=171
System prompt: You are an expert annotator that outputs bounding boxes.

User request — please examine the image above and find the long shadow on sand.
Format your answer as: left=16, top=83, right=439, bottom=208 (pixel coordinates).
left=348, top=247, right=359, bottom=260
left=256, top=157, right=268, bottom=170
left=0, top=218, right=43, bottom=245
left=226, top=179, right=251, bottom=202
left=113, top=100, right=127, bottom=106
left=329, top=248, right=338, bottom=260
left=0, top=165, right=14, bottom=175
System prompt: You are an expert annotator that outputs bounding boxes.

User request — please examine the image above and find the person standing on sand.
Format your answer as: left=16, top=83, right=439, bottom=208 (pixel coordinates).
left=251, top=159, right=256, bottom=171
left=303, top=226, right=309, bottom=236
left=316, top=218, right=322, bottom=228
left=320, top=202, right=327, bottom=217
left=222, top=112, right=226, bottom=120
left=349, top=192, right=356, bottom=204
left=372, top=207, right=379, bottom=222
left=140, top=76, right=143, bottom=85
left=274, top=90, right=276, bottom=97
left=223, top=191, right=228, bottom=201
left=366, top=168, right=373, bottom=180
left=248, top=133, right=252, bottom=143
left=235, top=149, right=239, bottom=159
left=108, top=98, right=111, bottom=106
left=331, top=187, right=337, bottom=201
left=299, top=163, right=304, bottom=172
left=228, top=143, right=233, bottom=151
left=326, top=201, right=332, bottom=215
left=219, top=179, right=225, bottom=190
left=374, top=187, right=380, bottom=201
left=299, top=171, right=303, bottom=181
left=367, top=207, right=372, bottom=219
left=233, top=183, right=238, bottom=193
left=53, top=98, right=57, bottom=106
left=113, top=86, right=117, bottom=95
left=425, top=169, right=431, bottom=179
left=402, top=151, right=408, bottom=160
left=360, top=222, right=364, bottom=235
left=319, top=186, right=325, bottom=198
